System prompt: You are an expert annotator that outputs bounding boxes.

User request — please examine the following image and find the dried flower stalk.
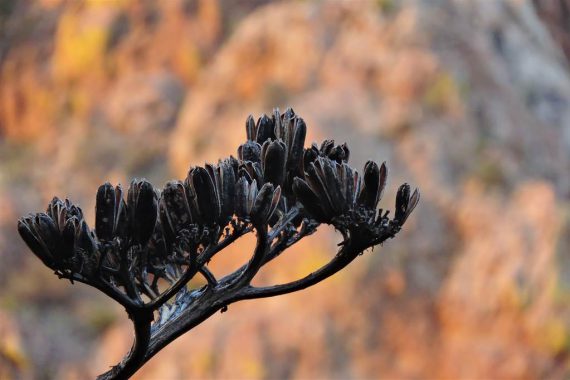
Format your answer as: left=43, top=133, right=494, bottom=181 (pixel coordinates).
left=18, top=108, right=419, bottom=379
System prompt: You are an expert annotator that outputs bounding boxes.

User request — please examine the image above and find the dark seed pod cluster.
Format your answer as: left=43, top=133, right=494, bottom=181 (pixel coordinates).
left=18, top=197, right=98, bottom=275
left=18, top=107, right=418, bottom=291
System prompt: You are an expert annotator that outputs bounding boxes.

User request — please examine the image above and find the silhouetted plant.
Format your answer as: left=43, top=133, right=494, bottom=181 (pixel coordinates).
left=18, top=108, right=419, bottom=379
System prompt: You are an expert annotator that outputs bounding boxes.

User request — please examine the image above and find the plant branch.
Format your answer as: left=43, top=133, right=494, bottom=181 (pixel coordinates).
left=232, top=225, right=268, bottom=287
left=145, top=226, right=251, bottom=310
left=96, top=309, right=153, bottom=380
left=235, top=234, right=361, bottom=300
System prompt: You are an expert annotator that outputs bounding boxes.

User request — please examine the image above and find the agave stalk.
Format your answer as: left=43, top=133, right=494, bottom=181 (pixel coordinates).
left=17, top=107, right=419, bottom=379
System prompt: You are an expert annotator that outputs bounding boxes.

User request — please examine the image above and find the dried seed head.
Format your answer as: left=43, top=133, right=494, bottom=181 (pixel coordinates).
left=218, top=160, right=236, bottom=221
left=18, top=216, right=55, bottom=268
left=358, top=161, right=381, bottom=209
left=188, top=167, right=220, bottom=224
left=251, top=183, right=279, bottom=224
left=127, top=179, right=157, bottom=246
left=256, top=114, right=275, bottom=144
left=96, top=183, right=116, bottom=242
left=235, top=176, right=250, bottom=218
left=245, top=114, right=256, bottom=141
left=394, top=184, right=420, bottom=226
left=262, top=140, right=287, bottom=187
left=287, top=117, right=306, bottom=172
left=292, top=177, right=328, bottom=222
left=238, top=140, right=262, bottom=163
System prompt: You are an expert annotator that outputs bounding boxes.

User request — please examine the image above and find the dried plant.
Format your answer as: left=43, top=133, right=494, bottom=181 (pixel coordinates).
left=18, top=108, right=419, bottom=379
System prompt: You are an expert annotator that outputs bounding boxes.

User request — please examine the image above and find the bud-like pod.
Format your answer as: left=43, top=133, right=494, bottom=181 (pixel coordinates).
left=160, top=181, right=192, bottom=244
left=188, top=167, right=220, bottom=224
left=77, top=219, right=97, bottom=257
left=320, top=140, right=335, bottom=156
left=18, top=217, right=55, bottom=268
left=320, top=158, right=346, bottom=214
left=378, top=162, right=387, bottom=203
left=275, top=107, right=296, bottom=149
left=36, top=213, right=61, bottom=260
left=247, top=179, right=259, bottom=216
left=256, top=114, right=275, bottom=144
left=240, top=161, right=263, bottom=185
left=339, top=163, right=356, bottom=208
left=238, top=141, right=262, bottom=163
left=47, top=197, right=67, bottom=233
left=305, top=162, right=334, bottom=217
left=287, top=118, right=306, bottom=172
left=303, top=144, right=320, bottom=170
left=127, top=179, right=158, bottom=246
left=96, top=183, right=116, bottom=242
left=235, top=177, right=250, bottom=218
left=262, top=140, right=287, bottom=187
left=272, top=108, right=282, bottom=140
left=245, top=114, right=256, bottom=141
left=250, top=183, right=276, bottom=224
left=218, top=160, right=236, bottom=220
left=292, top=178, right=328, bottom=222
left=394, top=184, right=420, bottom=226
left=62, top=217, right=79, bottom=260
left=357, top=161, right=381, bottom=210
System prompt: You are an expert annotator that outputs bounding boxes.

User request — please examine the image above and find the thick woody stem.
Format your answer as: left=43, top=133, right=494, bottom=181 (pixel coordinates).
left=96, top=309, right=153, bottom=380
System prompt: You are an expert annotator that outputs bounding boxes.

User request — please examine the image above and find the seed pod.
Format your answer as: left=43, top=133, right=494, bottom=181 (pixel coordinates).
left=245, top=114, right=256, bottom=141
left=256, top=114, right=275, bottom=144
left=218, top=161, right=236, bottom=220
left=378, top=162, right=388, bottom=203
left=358, top=161, right=380, bottom=209
left=339, top=163, right=355, bottom=208
left=262, top=140, right=287, bottom=187
left=287, top=117, right=306, bottom=172
left=189, top=167, right=220, bottom=224
left=235, top=177, right=249, bottom=218
left=251, top=183, right=276, bottom=224
left=205, top=163, right=222, bottom=212
left=340, top=143, right=350, bottom=162
left=227, top=155, right=240, bottom=177
left=272, top=108, right=282, bottom=140
left=240, top=161, right=263, bottom=185
left=161, top=181, right=192, bottom=236
left=36, top=213, right=61, bottom=260
left=320, top=140, right=334, bottom=156
left=305, top=162, right=334, bottom=217
left=278, top=107, right=296, bottom=148
left=47, top=197, right=66, bottom=233
left=77, top=219, right=97, bottom=257
left=327, top=146, right=342, bottom=163
left=394, top=184, right=420, bottom=226
left=247, top=179, right=259, bottom=215
left=96, top=183, right=116, bottom=242
left=292, top=178, right=328, bottom=222
left=18, top=217, right=55, bottom=268
left=128, top=179, right=157, bottom=246
left=303, top=144, right=319, bottom=170
left=61, top=217, right=78, bottom=260
left=320, top=158, right=346, bottom=213
left=238, top=141, right=262, bottom=162
left=268, top=186, right=281, bottom=221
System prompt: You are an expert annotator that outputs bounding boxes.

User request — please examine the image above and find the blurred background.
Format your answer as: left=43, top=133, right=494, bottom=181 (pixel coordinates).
left=1, top=0, right=570, bottom=378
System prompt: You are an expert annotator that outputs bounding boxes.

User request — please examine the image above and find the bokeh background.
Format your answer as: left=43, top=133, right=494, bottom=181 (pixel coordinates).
left=1, top=0, right=570, bottom=379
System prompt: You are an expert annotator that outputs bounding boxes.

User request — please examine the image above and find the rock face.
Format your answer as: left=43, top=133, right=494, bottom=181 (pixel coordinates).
left=1, top=0, right=570, bottom=379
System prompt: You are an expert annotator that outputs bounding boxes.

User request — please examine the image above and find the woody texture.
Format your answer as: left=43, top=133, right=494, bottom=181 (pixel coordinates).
left=17, top=108, right=419, bottom=379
